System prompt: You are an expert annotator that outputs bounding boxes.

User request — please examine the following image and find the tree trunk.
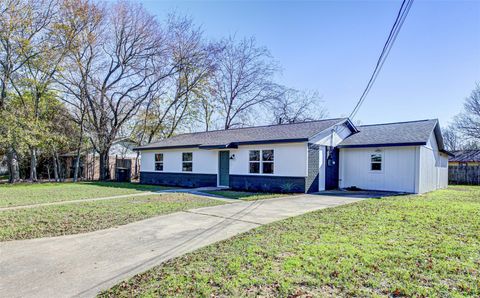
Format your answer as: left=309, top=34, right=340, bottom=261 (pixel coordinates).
left=30, top=148, right=38, bottom=182
left=73, top=153, right=81, bottom=182
left=134, top=151, right=140, bottom=179
left=99, top=149, right=111, bottom=181
left=55, top=151, right=63, bottom=181
left=52, top=154, right=59, bottom=182
left=6, top=147, right=20, bottom=183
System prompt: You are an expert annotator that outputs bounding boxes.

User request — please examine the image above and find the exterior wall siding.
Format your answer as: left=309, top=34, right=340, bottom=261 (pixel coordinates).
left=229, top=174, right=306, bottom=193
left=229, top=143, right=308, bottom=177
left=140, top=148, right=218, bottom=174
left=339, top=146, right=417, bottom=193
left=140, top=171, right=217, bottom=188
left=306, top=143, right=320, bottom=193
left=418, top=133, right=449, bottom=193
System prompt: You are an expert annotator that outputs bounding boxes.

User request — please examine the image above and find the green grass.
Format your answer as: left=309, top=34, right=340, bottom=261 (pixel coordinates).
left=101, top=186, right=480, bottom=297
left=0, top=182, right=171, bottom=207
left=0, top=193, right=225, bottom=241
left=0, top=174, right=8, bottom=180
left=202, top=190, right=290, bottom=201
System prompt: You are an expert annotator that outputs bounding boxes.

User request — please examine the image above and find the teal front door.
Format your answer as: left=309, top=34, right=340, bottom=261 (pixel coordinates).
left=218, top=151, right=230, bottom=186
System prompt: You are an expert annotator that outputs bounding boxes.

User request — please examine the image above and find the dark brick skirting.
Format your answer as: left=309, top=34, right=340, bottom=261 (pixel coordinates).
left=140, top=171, right=217, bottom=188
left=229, top=175, right=305, bottom=193
left=306, top=143, right=320, bottom=193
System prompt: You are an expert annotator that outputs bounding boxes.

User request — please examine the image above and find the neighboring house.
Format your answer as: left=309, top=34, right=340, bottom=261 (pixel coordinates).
left=448, top=150, right=480, bottom=185
left=134, top=118, right=450, bottom=194
left=449, top=150, right=480, bottom=166
left=61, top=139, right=139, bottom=180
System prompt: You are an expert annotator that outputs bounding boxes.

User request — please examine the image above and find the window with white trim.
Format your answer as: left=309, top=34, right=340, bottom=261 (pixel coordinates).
left=154, top=153, right=163, bottom=171
left=370, top=153, right=382, bottom=171
left=182, top=152, right=193, bottom=172
left=249, top=149, right=274, bottom=174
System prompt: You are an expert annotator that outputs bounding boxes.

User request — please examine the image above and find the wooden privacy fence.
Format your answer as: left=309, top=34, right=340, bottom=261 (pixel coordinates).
left=449, top=166, right=480, bottom=185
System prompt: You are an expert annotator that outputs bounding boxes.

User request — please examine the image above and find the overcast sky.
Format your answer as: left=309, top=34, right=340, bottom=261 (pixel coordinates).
left=139, top=0, right=480, bottom=127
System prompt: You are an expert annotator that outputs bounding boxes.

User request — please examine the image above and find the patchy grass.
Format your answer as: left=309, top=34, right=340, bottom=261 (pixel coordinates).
left=0, top=194, right=225, bottom=241
left=101, top=186, right=480, bottom=297
left=0, top=182, right=171, bottom=208
left=202, top=190, right=291, bottom=201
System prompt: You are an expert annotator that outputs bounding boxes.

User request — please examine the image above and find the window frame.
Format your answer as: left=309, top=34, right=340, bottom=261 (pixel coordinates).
left=182, top=152, right=193, bottom=172
left=154, top=153, right=164, bottom=171
left=261, top=149, right=274, bottom=174
left=248, top=149, right=274, bottom=175
left=370, top=152, right=383, bottom=172
left=249, top=150, right=260, bottom=174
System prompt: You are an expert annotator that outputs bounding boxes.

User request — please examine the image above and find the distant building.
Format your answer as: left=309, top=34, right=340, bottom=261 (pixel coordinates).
left=449, top=150, right=480, bottom=166
left=448, top=150, right=480, bottom=185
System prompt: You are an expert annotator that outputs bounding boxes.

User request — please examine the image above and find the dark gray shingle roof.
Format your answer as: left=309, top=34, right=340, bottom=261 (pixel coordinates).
left=449, top=150, right=480, bottom=162
left=338, top=119, right=439, bottom=148
left=136, top=118, right=347, bottom=150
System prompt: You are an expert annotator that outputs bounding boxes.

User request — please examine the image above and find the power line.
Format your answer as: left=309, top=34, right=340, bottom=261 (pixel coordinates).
left=349, top=0, right=414, bottom=120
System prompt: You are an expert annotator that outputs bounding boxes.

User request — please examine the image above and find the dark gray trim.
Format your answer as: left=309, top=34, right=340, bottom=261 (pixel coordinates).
left=140, top=171, right=217, bottom=188
left=229, top=174, right=306, bottom=193
left=337, top=142, right=426, bottom=149
left=306, top=143, right=319, bottom=193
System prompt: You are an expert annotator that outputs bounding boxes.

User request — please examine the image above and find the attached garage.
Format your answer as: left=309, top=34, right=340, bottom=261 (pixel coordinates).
left=337, top=119, right=450, bottom=194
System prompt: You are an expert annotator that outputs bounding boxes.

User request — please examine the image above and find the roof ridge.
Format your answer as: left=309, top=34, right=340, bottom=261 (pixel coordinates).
left=358, top=119, right=437, bottom=127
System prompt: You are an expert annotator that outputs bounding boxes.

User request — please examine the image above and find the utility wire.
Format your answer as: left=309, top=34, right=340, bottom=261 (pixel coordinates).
left=349, top=0, right=414, bottom=120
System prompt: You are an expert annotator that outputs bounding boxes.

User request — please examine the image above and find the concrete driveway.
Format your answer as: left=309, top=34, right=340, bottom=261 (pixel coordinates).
left=0, top=194, right=363, bottom=298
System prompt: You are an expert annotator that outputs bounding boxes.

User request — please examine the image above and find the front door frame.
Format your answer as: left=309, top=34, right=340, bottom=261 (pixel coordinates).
left=217, top=150, right=230, bottom=187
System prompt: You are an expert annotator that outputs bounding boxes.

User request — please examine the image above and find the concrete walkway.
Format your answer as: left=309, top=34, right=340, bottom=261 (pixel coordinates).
left=0, top=188, right=236, bottom=212
left=0, top=194, right=363, bottom=298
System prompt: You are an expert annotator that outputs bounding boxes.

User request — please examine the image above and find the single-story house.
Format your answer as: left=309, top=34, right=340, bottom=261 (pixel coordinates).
left=134, top=118, right=450, bottom=194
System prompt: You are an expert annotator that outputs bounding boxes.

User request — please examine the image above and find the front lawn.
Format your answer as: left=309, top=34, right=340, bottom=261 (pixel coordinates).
left=202, top=190, right=289, bottom=201
left=0, top=182, right=171, bottom=207
left=0, top=193, right=226, bottom=241
left=102, top=186, right=480, bottom=297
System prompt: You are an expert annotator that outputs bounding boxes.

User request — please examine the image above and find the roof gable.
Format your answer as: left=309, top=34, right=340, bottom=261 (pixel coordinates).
left=338, top=119, right=440, bottom=148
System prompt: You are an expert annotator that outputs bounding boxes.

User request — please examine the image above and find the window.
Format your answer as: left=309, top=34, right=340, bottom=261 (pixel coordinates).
left=262, top=149, right=274, bottom=174
left=249, top=149, right=274, bottom=174
left=370, top=153, right=382, bottom=171
left=249, top=150, right=260, bottom=173
left=154, top=153, right=163, bottom=171
left=182, top=152, right=193, bottom=172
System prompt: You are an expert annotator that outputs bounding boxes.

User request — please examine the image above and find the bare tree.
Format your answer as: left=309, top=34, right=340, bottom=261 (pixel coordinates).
left=132, top=15, right=217, bottom=144
left=271, top=88, right=328, bottom=124
left=60, top=1, right=172, bottom=180
left=212, top=36, right=281, bottom=129
left=455, top=83, right=480, bottom=143
left=442, top=126, right=462, bottom=151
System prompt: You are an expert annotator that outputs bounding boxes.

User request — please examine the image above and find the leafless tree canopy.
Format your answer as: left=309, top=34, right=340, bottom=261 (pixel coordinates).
left=212, top=36, right=282, bottom=129
left=271, top=89, right=328, bottom=124
left=455, top=83, right=480, bottom=142
left=0, top=0, right=329, bottom=182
